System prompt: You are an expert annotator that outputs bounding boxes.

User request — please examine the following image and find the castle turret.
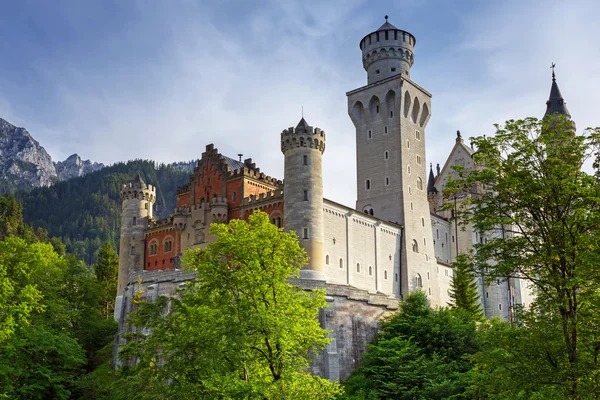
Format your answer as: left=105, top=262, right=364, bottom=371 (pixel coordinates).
left=115, top=174, right=156, bottom=318
left=281, top=118, right=326, bottom=280
left=360, top=15, right=416, bottom=84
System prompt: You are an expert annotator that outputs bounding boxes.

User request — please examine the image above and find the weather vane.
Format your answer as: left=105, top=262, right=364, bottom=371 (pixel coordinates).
left=551, top=62, right=556, bottom=80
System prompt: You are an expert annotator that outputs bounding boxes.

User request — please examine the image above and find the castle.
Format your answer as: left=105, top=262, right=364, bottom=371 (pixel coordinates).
left=115, top=17, right=571, bottom=380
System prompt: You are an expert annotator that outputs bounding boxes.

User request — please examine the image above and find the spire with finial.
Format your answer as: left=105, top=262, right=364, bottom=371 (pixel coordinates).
left=545, top=63, right=571, bottom=119
left=427, top=163, right=438, bottom=194
left=436, top=163, right=440, bottom=176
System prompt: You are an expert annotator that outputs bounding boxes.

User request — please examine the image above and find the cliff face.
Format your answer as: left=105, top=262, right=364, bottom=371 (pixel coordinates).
left=0, top=118, right=57, bottom=194
left=0, top=117, right=105, bottom=194
left=55, top=154, right=104, bottom=181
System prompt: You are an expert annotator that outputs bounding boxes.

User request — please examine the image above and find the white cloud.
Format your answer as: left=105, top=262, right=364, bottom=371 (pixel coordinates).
left=2, top=0, right=599, bottom=208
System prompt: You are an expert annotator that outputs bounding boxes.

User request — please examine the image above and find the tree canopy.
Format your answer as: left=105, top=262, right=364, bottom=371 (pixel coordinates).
left=445, top=116, right=600, bottom=397
left=116, top=211, right=342, bottom=399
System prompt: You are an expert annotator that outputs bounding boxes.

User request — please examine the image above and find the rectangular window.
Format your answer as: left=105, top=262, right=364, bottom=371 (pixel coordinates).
left=384, top=126, right=388, bottom=134
left=303, top=155, right=308, bottom=165
left=303, top=228, right=309, bottom=239
left=130, top=246, right=135, bottom=255
left=368, top=130, right=372, bottom=139
left=232, top=192, right=237, bottom=202
left=416, top=155, right=421, bottom=165
left=416, top=130, right=421, bottom=140
left=303, top=190, right=308, bottom=201
left=132, top=217, right=136, bottom=225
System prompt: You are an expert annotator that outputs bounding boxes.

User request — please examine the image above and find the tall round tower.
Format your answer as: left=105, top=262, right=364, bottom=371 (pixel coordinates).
left=359, top=15, right=416, bottom=84
left=281, top=118, right=326, bottom=280
left=116, top=174, right=156, bottom=297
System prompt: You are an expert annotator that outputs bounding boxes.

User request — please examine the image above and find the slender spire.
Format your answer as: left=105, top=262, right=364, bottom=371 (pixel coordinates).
left=545, top=64, right=571, bottom=119
left=427, top=163, right=438, bottom=193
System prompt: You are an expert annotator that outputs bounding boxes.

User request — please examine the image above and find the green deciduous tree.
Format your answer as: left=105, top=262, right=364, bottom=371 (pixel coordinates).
left=116, top=211, right=342, bottom=399
left=445, top=116, right=600, bottom=397
left=448, top=254, right=484, bottom=321
left=342, top=291, right=479, bottom=399
left=94, top=241, right=119, bottom=319
left=0, top=238, right=44, bottom=344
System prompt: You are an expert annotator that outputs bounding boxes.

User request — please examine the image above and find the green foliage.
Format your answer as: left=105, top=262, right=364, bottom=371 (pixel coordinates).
left=0, top=237, right=117, bottom=398
left=94, top=242, right=119, bottom=319
left=444, top=116, right=600, bottom=397
left=116, top=211, right=342, bottom=399
left=16, top=160, right=192, bottom=264
left=0, top=238, right=44, bottom=344
left=0, top=195, right=41, bottom=242
left=342, top=291, right=479, bottom=399
left=448, top=254, right=484, bottom=321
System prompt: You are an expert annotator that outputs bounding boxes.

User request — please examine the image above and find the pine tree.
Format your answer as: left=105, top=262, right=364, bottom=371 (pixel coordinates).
left=94, top=242, right=119, bottom=319
left=448, top=254, right=484, bottom=321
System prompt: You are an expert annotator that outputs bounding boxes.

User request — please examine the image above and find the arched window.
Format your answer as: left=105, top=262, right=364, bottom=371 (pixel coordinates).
left=384, top=270, right=388, bottom=280
left=325, top=255, right=329, bottom=265
left=417, top=177, right=423, bottom=190
left=416, top=273, right=423, bottom=288
left=412, top=240, right=419, bottom=253
left=369, top=266, right=373, bottom=276
left=369, top=209, right=374, bottom=216
left=339, top=258, right=344, bottom=269
left=357, top=263, right=361, bottom=272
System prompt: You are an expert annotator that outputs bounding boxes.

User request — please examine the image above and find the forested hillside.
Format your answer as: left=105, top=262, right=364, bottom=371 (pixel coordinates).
left=15, top=160, right=194, bottom=264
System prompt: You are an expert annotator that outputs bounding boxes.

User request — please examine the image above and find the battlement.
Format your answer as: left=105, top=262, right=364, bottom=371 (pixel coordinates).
left=280, top=120, right=326, bottom=154
left=176, top=184, right=190, bottom=195
left=148, top=217, right=173, bottom=231
left=120, top=183, right=156, bottom=202
left=228, top=167, right=281, bottom=186
left=210, top=196, right=228, bottom=206
left=359, top=18, right=416, bottom=83
left=241, top=189, right=284, bottom=206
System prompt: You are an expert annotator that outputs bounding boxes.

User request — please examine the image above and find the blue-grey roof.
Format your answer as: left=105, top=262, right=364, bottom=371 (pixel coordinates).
left=545, top=73, right=571, bottom=118
left=222, top=155, right=246, bottom=171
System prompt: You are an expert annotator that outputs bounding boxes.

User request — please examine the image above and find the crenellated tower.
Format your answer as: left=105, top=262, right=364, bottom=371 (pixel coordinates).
left=281, top=118, right=326, bottom=280
left=347, top=17, right=438, bottom=303
left=116, top=174, right=156, bottom=306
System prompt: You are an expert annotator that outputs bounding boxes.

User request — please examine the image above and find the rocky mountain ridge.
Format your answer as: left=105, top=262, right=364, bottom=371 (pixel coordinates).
left=0, top=117, right=104, bottom=194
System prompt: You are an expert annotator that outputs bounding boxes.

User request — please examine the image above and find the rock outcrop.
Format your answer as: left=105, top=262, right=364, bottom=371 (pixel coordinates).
left=0, top=117, right=105, bottom=194
left=0, top=117, right=57, bottom=194
left=55, top=154, right=104, bottom=181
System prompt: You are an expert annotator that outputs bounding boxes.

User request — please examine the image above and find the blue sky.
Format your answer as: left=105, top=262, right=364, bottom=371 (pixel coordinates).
left=1, top=0, right=599, bottom=207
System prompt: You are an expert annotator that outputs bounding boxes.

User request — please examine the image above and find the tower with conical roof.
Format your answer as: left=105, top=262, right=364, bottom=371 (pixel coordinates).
left=347, top=16, right=439, bottom=302
left=281, top=118, right=326, bottom=280
left=116, top=174, right=156, bottom=315
left=544, top=66, right=575, bottom=130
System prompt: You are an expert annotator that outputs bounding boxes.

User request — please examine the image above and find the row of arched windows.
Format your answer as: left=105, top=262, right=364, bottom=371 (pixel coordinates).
left=325, top=256, right=391, bottom=279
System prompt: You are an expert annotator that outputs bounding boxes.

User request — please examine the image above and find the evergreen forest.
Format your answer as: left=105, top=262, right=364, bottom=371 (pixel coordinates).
left=15, top=160, right=193, bottom=265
